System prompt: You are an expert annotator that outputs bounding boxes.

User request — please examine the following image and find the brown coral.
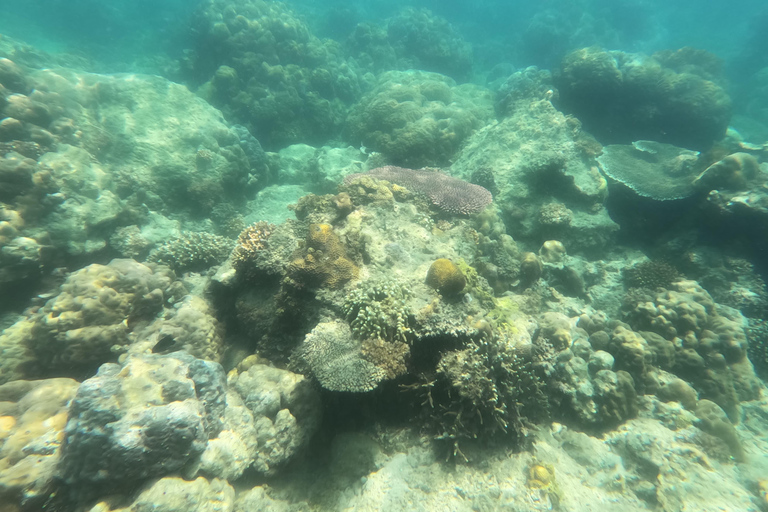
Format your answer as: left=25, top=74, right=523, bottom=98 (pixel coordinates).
left=361, top=338, right=410, bottom=380
left=233, top=221, right=275, bottom=269
left=287, top=224, right=358, bottom=289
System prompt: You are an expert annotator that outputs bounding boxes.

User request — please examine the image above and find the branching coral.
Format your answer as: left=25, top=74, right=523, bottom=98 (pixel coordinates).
left=342, top=278, right=412, bottom=343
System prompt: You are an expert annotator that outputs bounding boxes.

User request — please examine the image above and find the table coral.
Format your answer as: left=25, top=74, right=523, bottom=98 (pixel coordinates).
left=344, top=166, right=493, bottom=216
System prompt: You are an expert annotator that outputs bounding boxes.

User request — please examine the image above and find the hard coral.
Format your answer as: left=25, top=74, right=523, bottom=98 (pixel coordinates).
left=623, top=260, right=680, bottom=290
left=425, top=258, right=466, bottom=296
left=232, top=221, right=275, bottom=269
left=342, top=278, right=412, bottom=343
left=556, top=47, right=731, bottom=151
left=147, top=232, right=234, bottom=273
left=343, top=70, right=492, bottom=167
left=345, top=166, right=492, bottom=216
left=288, top=223, right=358, bottom=289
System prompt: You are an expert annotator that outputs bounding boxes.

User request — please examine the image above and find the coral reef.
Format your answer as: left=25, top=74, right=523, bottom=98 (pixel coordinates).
left=342, top=278, right=413, bottom=343
left=0, top=259, right=185, bottom=384
left=298, top=320, right=387, bottom=392
left=188, top=0, right=365, bottom=149
left=450, top=89, right=615, bottom=254
left=231, top=221, right=275, bottom=269
left=556, top=47, right=731, bottom=151
left=597, top=141, right=702, bottom=200
left=56, top=349, right=320, bottom=505
left=287, top=223, right=359, bottom=289
left=384, top=8, right=473, bottom=82
left=343, top=71, right=492, bottom=168
left=0, top=378, right=79, bottom=508
left=623, top=260, right=680, bottom=290
left=623, top=280, right=761, bottom=418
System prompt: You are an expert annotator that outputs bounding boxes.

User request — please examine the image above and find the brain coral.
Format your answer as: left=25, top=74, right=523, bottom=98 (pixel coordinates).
left=344, top=166, right=492, bottom=215
left=343, top=70, right=492, bottom=168
left=425, top=258, right=467, bottom=295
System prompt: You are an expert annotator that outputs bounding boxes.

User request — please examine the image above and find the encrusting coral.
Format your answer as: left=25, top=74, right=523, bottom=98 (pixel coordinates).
left=287, top=223, right=359, bottom=289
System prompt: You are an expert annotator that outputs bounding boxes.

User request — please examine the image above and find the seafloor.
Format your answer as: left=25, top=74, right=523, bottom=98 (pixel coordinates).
left=1, top=2, right=768, bottom=511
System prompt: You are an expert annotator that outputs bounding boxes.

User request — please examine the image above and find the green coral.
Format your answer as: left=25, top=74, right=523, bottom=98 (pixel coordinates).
left=342, top=278, right=412, bottom=343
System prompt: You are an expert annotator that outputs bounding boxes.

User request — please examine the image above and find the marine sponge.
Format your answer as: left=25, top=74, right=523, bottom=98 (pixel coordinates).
left=425, top=258, right=466, bottom=296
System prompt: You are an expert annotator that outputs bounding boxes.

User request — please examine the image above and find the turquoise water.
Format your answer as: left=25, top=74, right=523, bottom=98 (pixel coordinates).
left=1, top=1, right=768, bottom=511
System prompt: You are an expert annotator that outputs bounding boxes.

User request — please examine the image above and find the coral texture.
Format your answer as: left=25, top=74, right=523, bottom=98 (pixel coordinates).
left=344, top=166, right=492, bottom=215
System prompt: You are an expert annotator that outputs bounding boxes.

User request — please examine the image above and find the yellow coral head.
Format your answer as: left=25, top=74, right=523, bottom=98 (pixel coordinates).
left=425, top=258, right=466, bottom=296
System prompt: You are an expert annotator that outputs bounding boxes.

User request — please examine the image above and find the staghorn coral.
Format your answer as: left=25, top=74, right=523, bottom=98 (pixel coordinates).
left=342, top=278, right=412, bottom=343
left=344, top=166, right=492, bottom=216
left=146, top=232, right=234, bottom=273
left=418, top=336, right=549, bottom=460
